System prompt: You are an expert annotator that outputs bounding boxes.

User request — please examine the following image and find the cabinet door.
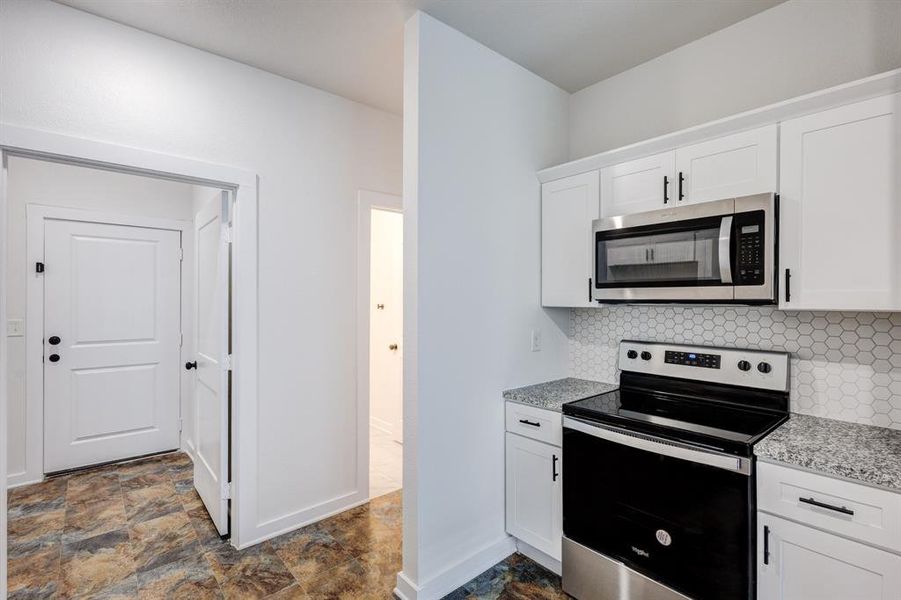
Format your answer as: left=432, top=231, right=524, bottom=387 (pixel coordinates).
left=600, top=151, right=675, bottom=217
left=758, top=513, right=901, bottom=600
left=505, top=432, right=562, bottom=560
left=779, top=93, right=901, bottom=310
left=541, top=171, right=599, bottom=307
left=675, top=125, right=777, bottom=204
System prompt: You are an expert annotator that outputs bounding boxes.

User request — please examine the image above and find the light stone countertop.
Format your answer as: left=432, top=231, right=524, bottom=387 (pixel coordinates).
left=755, top=413, right=901, bottom=492
left=502, top=377, right=618, bottom=413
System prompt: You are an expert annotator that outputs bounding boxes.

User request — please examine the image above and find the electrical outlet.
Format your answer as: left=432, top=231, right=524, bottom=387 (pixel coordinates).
left=7, top=319, right=24, bottom=337
left=530, top=329, right=541, bottom=352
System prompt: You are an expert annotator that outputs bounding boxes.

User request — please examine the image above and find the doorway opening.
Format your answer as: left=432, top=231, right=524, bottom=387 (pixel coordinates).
left=369, top=206, right=403, bottom=498
left=5, top=155, right=234, bottom=537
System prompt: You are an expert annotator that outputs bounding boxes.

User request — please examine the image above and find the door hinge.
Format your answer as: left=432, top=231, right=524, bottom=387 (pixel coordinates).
left=179, top=333, right=184, bottom=348
left=178, top=247, right=184, bottom=261
left=178, top=418, right=183, bottom=434
left=222, top=481, right=232, bottom=500
left=223, top=226, right=233, bottom=244
left=35, top=262, right=44, bottom=273
left=226, top=354, right=234, bottom=371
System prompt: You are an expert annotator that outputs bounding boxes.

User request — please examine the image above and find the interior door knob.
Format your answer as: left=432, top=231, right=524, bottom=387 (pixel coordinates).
left=48, top=354, right=60, bottom=363
left=388, top=344, right=398, bottom=351
left=185, top=361, right=198, bottom=370
left=48, top=335, right=61, bottom=345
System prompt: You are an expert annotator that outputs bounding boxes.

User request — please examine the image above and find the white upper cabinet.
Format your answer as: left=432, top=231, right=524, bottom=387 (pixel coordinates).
left=541, top=171, right=599, bottom=307
left=779, top=93, right=901, bottom=311
left=600, top=151, right=675, bottom=217
left=675, top=125, right=777, bottom=204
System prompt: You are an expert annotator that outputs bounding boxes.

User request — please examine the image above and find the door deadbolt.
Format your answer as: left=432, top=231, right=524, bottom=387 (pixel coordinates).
left=48, top=335, right=61, bottom=345
left=388, top=344, right=398, bottom=351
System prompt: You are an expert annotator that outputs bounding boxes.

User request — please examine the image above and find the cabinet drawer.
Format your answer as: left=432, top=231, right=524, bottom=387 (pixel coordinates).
left=505, top=402, right=561, bottom=446
left=758, top=461, right=901, bottom=553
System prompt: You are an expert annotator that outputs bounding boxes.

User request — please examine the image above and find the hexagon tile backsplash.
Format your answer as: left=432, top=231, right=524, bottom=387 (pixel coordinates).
left=569, top=307, right=901, bottom=430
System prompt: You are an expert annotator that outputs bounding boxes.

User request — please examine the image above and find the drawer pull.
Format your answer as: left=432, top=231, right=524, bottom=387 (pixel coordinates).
left=799, top=496, right=854, bottom=516
left=519, top=419, right=541, bottom=428
left=763, top=525, right=770, bottom=565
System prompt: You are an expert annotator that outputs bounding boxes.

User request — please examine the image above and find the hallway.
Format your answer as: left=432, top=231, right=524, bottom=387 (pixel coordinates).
left=7, top=452, right=402, bottom=598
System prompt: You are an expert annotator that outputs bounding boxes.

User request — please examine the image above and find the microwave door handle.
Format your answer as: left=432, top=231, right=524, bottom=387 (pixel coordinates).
left=718, top=215, right=733, bottom=284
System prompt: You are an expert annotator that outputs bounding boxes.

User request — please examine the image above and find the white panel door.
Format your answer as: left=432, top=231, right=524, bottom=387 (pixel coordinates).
left=758, top=513, right=901, bottom=600
left=779, top=93, right=901, bottom=311
left=541, top=171, right=599, bottom=307
left=192, top=192, right=231, bottom=535
left=369, top=208, right=403, bottom=443
left=600, top=151, right=675, bottom=217
left=505, top=432, right=562, bottom=560
left=675, top=125, right=777, bottom=204
left=43, top=219, right=181, bottom=472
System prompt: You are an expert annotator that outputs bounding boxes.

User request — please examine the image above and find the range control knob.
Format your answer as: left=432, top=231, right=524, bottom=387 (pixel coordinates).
left=640, top=351, right=652, bottom=361
left=757, top=361, right=772, bottom=374
left=737, top=360, right=752, bottom=372
left=626, top=350, right=638, bottom=359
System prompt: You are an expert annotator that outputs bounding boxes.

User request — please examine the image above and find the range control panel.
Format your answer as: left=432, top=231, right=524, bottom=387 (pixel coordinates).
left=619, top=340, right=790, bottom=392
left=664, top=350, right=721, bottom=369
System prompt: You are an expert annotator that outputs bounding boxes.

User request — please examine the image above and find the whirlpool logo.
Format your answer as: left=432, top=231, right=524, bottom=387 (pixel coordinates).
left=631, top=546, right=650, bottom=558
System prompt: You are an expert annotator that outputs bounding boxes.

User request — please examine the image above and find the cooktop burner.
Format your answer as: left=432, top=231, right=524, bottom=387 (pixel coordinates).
left=563, top=341, right=790, bottom=456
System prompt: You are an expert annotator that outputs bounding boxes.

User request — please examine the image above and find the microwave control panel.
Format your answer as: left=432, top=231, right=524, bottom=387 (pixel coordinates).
left=734, top=210, right=765, bottom=285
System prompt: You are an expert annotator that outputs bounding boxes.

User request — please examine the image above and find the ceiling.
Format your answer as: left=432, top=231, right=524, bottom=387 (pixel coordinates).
left=54, top=0, right=784, bottom=115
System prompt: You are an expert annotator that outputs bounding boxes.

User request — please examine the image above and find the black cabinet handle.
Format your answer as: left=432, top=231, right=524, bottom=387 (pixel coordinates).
left=518, top=419, right=540, bottom=427
left=588, top=277, right=592, bottom=303
left=48, top=354, right=60, bottom=363
left=663, top=175, right=669, bottom=204
left=552, top=454, right=559, bottom=482
left=185, top=361, right=198, bottom=370
left=48, top=336, right=61, bottom=345
left=763, top=525, right=770, bottom=565
left=784, top=268, right=791, bottom=302
left=678, top=172, right=685, bottom=201
left=799, top=496, right=854, bottom=516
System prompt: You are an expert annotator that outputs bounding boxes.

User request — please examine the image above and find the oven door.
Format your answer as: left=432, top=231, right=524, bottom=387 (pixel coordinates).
left=562, top=417, right=754, bottom=600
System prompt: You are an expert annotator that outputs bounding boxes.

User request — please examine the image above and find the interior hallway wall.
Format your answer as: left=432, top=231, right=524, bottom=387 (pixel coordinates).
left=4, top=157, right=200, bottom=483
left=569, top=0, right=901, bottom=158
left=403, top=12, right=570, bottom=598
left=0, top=0, right=401, bottom=541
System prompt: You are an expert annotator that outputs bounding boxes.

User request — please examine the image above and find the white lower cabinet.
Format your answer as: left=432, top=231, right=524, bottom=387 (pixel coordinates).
left=505, top=431, right=562, bottom=560
left=758, top=513, right=901, bottom=600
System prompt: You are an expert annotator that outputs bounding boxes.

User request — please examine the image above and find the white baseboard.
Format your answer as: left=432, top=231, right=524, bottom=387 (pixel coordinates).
left=394, top=571, right=420, bottom=600
left=7, top=472, right=42, bottom=489
left=515, top=539, right=561, bottom=575
left=405, top=535, right=516, bottom=600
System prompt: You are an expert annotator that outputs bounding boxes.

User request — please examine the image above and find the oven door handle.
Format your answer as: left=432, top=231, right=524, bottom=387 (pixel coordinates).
left=563, top=417, right=751, bottom=475
left=718, top=215, right=733, bottom=285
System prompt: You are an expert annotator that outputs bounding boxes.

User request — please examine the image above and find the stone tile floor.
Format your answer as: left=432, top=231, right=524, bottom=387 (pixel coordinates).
left=7, top=452, right=402, bottom=599
left=442, top=553, right=568, bottom=600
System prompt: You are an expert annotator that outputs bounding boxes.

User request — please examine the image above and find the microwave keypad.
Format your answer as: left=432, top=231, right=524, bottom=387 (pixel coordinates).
left=736, top=220, right=764, bottom=285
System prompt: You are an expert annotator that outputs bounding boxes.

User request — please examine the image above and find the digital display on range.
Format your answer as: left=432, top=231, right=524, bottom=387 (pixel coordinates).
left=665, top=350, right=721, bottom=369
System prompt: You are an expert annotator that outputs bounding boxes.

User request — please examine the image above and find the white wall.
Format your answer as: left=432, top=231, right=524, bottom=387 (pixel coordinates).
left=1, top=0, right=401, bottom=541
left=569, top=0, right=901, bottom=158
left=402, top=12, right=570, bottom=598
left=5, top=156, right=203, bottom=483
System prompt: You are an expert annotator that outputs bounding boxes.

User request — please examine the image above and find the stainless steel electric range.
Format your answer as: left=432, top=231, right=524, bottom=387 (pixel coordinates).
left=561, top=341, right=790, bottom=600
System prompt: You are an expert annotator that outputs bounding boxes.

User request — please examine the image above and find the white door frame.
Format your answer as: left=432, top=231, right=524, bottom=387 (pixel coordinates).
left=0, top=124, right=259, bottom=550
left=356, top=189, right=402, bottom=498
left=24, top=206, right=192, bottom=480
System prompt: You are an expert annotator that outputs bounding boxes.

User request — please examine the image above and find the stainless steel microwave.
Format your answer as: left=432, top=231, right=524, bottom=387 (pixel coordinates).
left=592, top=193, right=777, bottom=303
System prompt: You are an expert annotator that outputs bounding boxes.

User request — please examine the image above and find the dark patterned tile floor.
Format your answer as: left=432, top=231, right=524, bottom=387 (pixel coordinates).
left=442, top=553, right=569, bottom=600
left=6, top=452, right=404, bottom=599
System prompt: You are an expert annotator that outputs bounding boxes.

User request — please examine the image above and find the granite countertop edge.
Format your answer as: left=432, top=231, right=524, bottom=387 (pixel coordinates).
left=754, top=413, right=901, bottom=493
left=502, top=377, right=618, bottom=413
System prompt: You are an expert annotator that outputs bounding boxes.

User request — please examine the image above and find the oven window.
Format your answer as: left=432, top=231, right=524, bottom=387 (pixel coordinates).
left=596, top=217, right=725, bottom=288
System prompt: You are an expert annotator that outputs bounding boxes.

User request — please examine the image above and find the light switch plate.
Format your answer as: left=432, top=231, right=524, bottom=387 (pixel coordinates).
left=530, top=329, right=541, bottom=352
left=7, top=319, right=25, bottom=337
